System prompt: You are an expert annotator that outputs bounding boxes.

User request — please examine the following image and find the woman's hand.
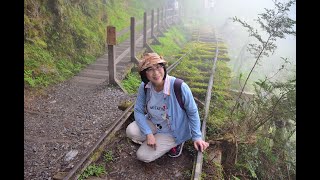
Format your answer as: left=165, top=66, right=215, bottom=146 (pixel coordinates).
left=194, top=140, right=209, bottom=152
left=146, top=134, right=157, bottom=150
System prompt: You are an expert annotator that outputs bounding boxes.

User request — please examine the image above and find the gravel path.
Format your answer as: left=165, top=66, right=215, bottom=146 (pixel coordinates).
left=24, top=80, right=135, bottom=180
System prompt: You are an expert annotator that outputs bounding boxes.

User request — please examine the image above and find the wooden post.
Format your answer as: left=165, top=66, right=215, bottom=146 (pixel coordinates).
left=179, top=7, right=181, bottom=22
left=164, top=7, right=169, bottom=28
left=158, top=7, right=165, bottom=37
left=164, top=7, right=167, bottom=26
left=151, top=9, right=154, bottom=37
left=180, top=5, right=183, bottom=19
left=143, top=12, right=147, bottom=47
left=161, top=7, right=164, bottom=28
left=157, top=8, right=160, bottom=32
left=130, top=17, right=136, bottom=63
left=150, top=8, right=160, bottom=44
left=161, top=7, right=166, bottom=31
left=107, top=26, right=116, bottom=85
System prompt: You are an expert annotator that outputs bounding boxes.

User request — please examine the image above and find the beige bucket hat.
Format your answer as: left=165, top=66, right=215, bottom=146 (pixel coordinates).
left=138, top=53, right=167, bottom=72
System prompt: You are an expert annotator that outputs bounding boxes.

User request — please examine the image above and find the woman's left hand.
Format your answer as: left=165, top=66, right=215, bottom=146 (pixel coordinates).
left=194, top=140, right=209, bottom=152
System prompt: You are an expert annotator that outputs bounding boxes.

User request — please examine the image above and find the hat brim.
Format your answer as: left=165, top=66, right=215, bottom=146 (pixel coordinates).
left=139, top=58, right=167, bottom=72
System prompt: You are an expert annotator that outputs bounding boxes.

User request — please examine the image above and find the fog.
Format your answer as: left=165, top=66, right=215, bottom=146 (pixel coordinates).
left=212, top=0, right=295, bottom=81
left=180, top=0, right=296, bottom=85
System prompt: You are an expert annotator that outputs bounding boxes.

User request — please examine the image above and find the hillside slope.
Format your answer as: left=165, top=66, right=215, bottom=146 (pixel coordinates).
left=24, top=0, right=166, bottom=90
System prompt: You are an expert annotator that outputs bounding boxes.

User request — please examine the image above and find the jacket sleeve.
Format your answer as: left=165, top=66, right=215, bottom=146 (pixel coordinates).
left=181, top=82, right=203, bottom=141
left=134, top=82, right=153, bottom=135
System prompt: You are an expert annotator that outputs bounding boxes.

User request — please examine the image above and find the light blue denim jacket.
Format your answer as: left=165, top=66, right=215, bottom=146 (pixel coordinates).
left=134, top=75, right=203, bottom=144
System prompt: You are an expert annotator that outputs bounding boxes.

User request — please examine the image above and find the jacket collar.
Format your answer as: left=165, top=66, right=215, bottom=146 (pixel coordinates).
left=145, top=75, right=172, bottom=95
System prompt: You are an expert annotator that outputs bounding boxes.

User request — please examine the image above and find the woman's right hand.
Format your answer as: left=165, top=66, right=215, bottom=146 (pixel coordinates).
left=146, top=134, right=156, bottom=150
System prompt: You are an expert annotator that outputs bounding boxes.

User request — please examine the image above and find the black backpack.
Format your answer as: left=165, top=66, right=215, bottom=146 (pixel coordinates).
left=144, top=78, right=185, bottom=111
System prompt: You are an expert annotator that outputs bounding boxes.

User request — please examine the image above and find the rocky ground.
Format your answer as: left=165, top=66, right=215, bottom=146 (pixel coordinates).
left=24, top=80, right=135, bottom=180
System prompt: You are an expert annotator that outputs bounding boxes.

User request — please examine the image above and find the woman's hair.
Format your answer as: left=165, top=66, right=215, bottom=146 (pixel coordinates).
left=140, top=63, right=167, bottom=84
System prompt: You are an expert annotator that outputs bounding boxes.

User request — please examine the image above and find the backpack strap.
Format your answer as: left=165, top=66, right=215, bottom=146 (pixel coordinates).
left=174, top=78, right=185, bottom=111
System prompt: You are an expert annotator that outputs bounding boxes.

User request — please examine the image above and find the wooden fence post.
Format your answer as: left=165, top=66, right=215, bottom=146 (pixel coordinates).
left=179, top=5, right=182, bottom=23
left=107, top=26, right=116, bottom=85
left=164, top=7, right=167, bottom=26
left=144, top=10, right=155, bottom=53
left=130, top=17, right=138, bottom=63
left=158, top=8, right=165, bottom=37
left=151, top=9, right=154, bottom=37
left=143, top=12, right=147, bottom=47
left=161, top=7, right=166, bottom=32
left=161, top=7, right=164, bottom=28
left=164, top=7, right=170, bottom=29
left=157, top=8, right=160, bottom=32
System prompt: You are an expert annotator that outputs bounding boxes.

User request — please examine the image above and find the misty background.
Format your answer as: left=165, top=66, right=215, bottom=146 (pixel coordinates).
left=180, top=0, right=296, bottom=90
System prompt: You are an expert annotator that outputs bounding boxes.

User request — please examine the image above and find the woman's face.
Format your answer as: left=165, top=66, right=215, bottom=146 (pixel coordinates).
left=145, top=63, right=165, bottom=86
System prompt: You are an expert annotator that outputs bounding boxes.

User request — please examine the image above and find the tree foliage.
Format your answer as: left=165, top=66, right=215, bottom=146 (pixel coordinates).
left=231, top=0, right=296, bottom=114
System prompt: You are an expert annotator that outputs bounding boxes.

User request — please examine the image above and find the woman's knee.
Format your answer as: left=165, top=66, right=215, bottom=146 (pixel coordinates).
left=136, top=148, right=155, bottom=163
left=126, top=121, right=139, bottom=139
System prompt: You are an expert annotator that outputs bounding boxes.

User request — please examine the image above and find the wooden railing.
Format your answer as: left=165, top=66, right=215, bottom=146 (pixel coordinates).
left=107, top=7, right=181, bottom=85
